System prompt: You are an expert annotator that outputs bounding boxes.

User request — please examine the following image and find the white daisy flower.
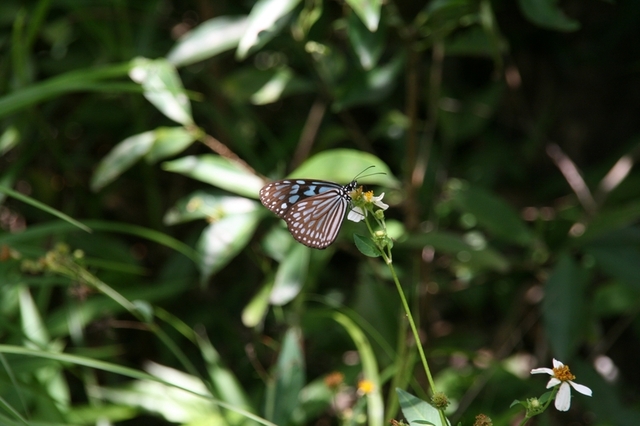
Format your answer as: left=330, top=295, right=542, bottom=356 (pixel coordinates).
left=531, top=358, right=592, bottom=411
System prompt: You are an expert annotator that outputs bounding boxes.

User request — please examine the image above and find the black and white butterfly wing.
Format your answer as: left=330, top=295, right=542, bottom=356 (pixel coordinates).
left=259, top=179, right=355, bottom=249
left=283, top=189, right=350, bottom=249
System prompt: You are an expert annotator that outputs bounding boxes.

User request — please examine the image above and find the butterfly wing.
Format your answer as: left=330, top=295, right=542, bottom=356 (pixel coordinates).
left=283, top=189, right=350, bottom=249
left=259, top=179, right=352, bottom=249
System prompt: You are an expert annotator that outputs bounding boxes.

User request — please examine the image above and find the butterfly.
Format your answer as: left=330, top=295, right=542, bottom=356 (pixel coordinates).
left=259, top=179, right=359, bottom=249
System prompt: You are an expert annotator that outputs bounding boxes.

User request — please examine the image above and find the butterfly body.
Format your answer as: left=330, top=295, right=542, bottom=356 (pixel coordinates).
left=260, top=179, right=357, bottom=249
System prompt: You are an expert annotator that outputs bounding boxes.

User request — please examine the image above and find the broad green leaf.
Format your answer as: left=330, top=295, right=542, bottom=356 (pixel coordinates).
left=19, top=286, right=70, bottom=411
left=518, top=0, right=580, bottom=32
left=345, top=0, right=382, bottom=32
left=222, top=66, right=314, bottom=103
left=542, top=253, right=588, bottom=360
left=446, top=180, right=533, bottom=246
left=347, top=11, right=385, bottom=70
left=163, top=154, right=264, bottom=199
left=270, top=244, right=309, bottom=305
left=0, top=125, right=19, bottom=155
left=250, top=67, right=293, bottom=105
left=0, top=63, right=132, bottom=119
left=396, top=388, right=444, bottom=426
left=92, top=127, right=196, bottom=191
left=242, top=280, right=273, bottom=327
left=164, top=191, right=259, bottom=225
left=167, top=16, right=249, bottom=67
left=354, top=234, right=381, bottom=257
left=145, top=127, right=198, bottom=164
left=332, top=312, right=384, bottom=426
left=129, top=58, right=193, bottom=125
left=196, top=212, right=261, bottom=283
left=293, top=0, right=323, bottom=39
left=99, top=362, right=222, bottom=424
left=236, top=0, right=302, bottom=60
left=267, top=328, right=305, bottom=426
left=289, top=148, right=399, bottom=188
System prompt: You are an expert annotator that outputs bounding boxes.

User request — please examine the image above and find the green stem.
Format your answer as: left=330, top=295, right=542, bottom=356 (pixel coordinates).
left=364, top=214, right=448, bottom=426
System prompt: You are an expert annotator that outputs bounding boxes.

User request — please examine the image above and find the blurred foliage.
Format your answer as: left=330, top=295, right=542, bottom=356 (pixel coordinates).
left=1, top=0, right=640, bottom=425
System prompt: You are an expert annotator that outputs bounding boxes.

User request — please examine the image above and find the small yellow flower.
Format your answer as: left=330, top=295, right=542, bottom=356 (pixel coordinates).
left=357, top=379, right=375, bottom=395
left=473, top=413, right=493, bottom=426
left=348, top=189, right=388, bottom=223
left=531, top=358, right=592, bottom=411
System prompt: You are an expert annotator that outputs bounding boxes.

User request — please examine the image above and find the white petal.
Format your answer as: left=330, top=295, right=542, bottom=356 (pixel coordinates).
left=348, top=207, right=366, bottom=222
left=531, top=367, right=553, bottom=375
left=546, top=377, right=561, bottom=389
left=552, top=359, right=564, bottom=368
left=569, top=381, right=592, bottom=397
left=554, top=382, right=571, bottom=411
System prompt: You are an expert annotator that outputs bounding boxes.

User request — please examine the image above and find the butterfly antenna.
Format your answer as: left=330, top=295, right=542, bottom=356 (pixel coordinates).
left=353, top=166, right=386, bottom=181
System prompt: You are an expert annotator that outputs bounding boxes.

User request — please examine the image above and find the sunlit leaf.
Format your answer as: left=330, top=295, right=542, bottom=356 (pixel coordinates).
left=129, top=58, right=193, bottom=125
left=347, top=11, right=385, bottom=70
left=0, top=125, right=19, bottom=155
left=236, top=0, right=302, bottom=60
left=270, top=244, right=309, bottom=305
left=196, top=212, right=261, bottom=283
left=345, top=0, right=382, bottom=32
left=163, top=154, right=264, bottom=199
left=164, top=191, right=259, bottom=225
left=242, top=280, right=273, bottom=327
left=167, top=16, right=249, bottom=67
left=145, top=127, right=198, bottom=163
left=289, top=149, right=399, bottom=188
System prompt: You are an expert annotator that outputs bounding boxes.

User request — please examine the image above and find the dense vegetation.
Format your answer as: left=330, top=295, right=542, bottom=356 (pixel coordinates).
left=1, top=0, right=639, bottom=425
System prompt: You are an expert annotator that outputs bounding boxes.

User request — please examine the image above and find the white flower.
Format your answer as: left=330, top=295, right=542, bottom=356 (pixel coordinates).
left=348, top=191, right=388, bottom=223
left=531, top=358, right=592, bottom=411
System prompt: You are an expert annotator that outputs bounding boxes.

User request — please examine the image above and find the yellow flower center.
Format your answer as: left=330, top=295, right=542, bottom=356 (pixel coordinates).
left=363, top=191, right=374, bottom=202
left=357, top=379, right=375, bottom=394
left=553, top=364, right=576, bottom=382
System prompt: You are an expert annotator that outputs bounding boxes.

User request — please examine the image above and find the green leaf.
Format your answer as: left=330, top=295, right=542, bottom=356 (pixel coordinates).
left=0, top=185, right=91, bottom=233
left=163, top=155, right=264, bottom=199
left=345, top=0, right=382, bottom=32
left=242, top=280, right=273, bottom=327
left=164, top=191, right=259, bottom=225
left=332, top=312, right=384, bottom=426
left=396, top=388, right=445, bottom=426
left=347, top=10, right=385, bottom=70
left=92, top=127, right=196, bottom=191
left=518, top=0, right=580, bottom=32
left=267, top=328, right=305, bottom=426
left=196, top=212, right=261, bottom=283
left=447, top=180, right=533, bottom=246
left=289, top=148, right=399, bottom=188
left=167, top=16, right=249, bottom=67
left=354, top=234, right=381, bottom=257
left=145, top=127, right=197, bottom=164
left=542, top=253, right=588, bottom=360
left=0, top=125, right=20, bottom=155
left=236, top=0, right=302, bottom=60
left=129, top=58, right=193, bottom=125
left=270, top=244, right=309, bottom=305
